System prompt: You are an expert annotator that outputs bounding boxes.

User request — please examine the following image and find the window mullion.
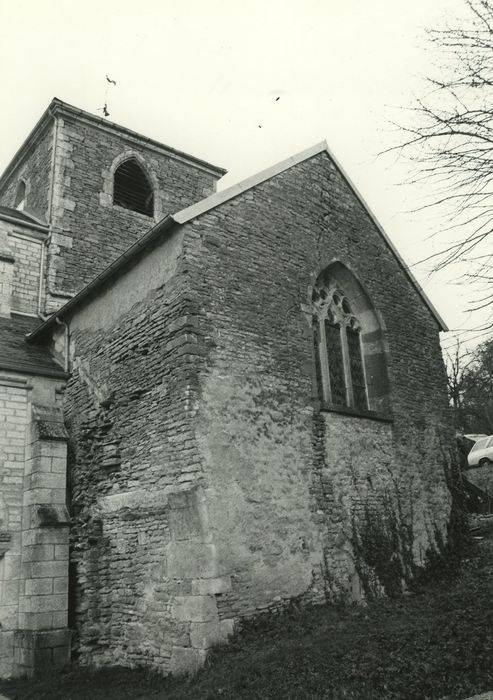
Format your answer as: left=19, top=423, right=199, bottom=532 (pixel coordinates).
left=340, top=323, right=354, bottom=407
left=319, top=318, right=332, bottom=403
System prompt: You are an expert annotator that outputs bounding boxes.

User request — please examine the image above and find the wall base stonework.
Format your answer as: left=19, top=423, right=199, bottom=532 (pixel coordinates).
left=13, top=629, right=71, bottom=676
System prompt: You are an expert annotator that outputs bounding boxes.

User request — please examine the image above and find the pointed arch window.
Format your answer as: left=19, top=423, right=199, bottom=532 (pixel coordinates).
left=312, top=283, right=369, bottom=412
left=113, top=158, right=154, bottom=216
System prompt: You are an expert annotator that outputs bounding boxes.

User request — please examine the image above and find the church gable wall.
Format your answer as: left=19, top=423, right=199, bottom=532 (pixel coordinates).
left=180, top=151, right=452, bottom=614
left=47, top=116, right=221, bottom=301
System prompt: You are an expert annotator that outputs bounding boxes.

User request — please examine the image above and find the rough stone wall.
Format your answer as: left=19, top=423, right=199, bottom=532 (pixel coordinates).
left=9, top=232, right=43, bottom=315
left=178, top=150, right=453, bottom=617
left=60, top=230, right=232, bottom=672
left=46, top=116, right=221, bottom=301
left=0, top=123, right=54, bottom=221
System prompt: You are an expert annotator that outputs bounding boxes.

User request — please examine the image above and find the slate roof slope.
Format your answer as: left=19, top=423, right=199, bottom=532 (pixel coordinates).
left=0, top=315, right=67, bottom=378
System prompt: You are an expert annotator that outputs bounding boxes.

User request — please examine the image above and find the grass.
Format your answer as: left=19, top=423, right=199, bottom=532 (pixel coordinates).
left=1, top=536, right=493, bottom=700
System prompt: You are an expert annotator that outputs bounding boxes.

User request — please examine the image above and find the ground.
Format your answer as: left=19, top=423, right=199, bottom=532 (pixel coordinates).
left=0, top=518, right=492, bottom=700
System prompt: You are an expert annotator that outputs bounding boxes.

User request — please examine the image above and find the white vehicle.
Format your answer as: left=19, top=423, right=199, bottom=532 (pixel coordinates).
left=467, top=435, right=493, bottom=468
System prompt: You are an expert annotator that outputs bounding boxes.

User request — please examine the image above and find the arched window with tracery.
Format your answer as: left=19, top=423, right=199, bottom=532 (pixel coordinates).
left=312, top=263, right=391, bottom=416
left=113, top=158, right=154, bottom=216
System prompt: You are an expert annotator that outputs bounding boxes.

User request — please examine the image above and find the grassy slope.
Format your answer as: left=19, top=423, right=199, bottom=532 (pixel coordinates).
left=1, top=539, right=492, bottom=700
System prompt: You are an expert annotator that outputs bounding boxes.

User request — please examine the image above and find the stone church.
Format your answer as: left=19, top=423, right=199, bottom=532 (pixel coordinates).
left=0, top=99, right=453, bottom=677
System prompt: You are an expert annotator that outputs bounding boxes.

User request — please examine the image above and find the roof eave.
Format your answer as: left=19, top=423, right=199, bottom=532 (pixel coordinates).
left=0, top=362, right=69, bottom=380
left=0, top=211, right=49, bottom=233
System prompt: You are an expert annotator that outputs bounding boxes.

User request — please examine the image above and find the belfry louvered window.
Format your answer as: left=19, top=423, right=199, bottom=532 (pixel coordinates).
left=113, top=158, right=154, bottom=216
left=312, top=284, right=369, bottom=411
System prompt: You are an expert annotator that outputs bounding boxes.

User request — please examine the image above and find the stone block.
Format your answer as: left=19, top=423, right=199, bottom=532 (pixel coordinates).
left=22, top=544, right=54, bottom=562
left=170, top=646, right=207, bottom=676
left=53, top=577, right=68, bottom=594
left=27, top=473, right=63, bottom=491
left=2, top=580, right=19, bottom=605
left=0, top=605, right=18, bottom=630
left=18, top=612, right=53, bottom=630
left=30, top=560, right=67, bottom=578
left=171, top=595, right=218, bottom=622
left=0, top=630, right=14, bottom=678
left=52, top=611, right=68, bottom=628
left=36, top=629, right=71, bottom=649
left=31, top=405, right=68, bottom=442
left=27, top=594, right=67, bottom=613
left=166, top=542, right=217, bottom=579
left=13, top=628, right=71, bottom=676
left=168, top=487, right=208, bottom=541
left=31, top=504, right=70, bottom=529
left=25, top=579, right=53, bottom=596
left=190, top=618, right=234, bottom=649
left=24, top=488, right=66, bottom=506
left=23, top=528, right=68, bottom=546
left=54, top=544, right=69, bottom=560
left=191, top=576, right=232, bottom=596
left=2, top=554, right=20, bottom=579
left=168, top=505, right=203, bottom=541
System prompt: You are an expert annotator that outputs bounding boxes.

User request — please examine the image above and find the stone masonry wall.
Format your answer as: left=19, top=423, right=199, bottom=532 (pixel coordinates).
left=177, top=150, right=453, bottom=617
left=0, top=374, right=69, bottom=678
left=0, top=375, right=29, bottom=677
left=9, top=231, right=43, bottom=315
left=0, top=123, right=54, bottom=221
left=46, top=116, right=222, bottom=301
left=60, top=230, right=232, bottom=672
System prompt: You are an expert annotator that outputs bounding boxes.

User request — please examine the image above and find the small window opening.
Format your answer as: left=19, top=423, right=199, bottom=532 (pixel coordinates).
left=14, top=181, right=26, bottom=211
left=113, top=159, right=154, bottom=216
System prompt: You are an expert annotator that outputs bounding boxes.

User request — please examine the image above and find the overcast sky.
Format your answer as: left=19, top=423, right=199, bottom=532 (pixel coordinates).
left=0, top=0, right=481, bottom=351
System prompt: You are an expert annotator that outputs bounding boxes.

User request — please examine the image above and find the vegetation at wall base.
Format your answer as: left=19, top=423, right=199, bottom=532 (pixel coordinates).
left=1, top=536, right=492, bottom=700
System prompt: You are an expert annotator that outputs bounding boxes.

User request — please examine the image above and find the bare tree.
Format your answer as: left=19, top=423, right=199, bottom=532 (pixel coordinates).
left=395, top=0, right=493, bottom=310
left=445, top=340, right=475, bottom=430
left=447, top=336, right=493, bottom=433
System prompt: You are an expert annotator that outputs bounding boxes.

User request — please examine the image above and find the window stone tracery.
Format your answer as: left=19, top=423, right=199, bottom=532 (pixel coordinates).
left=312, top=279, right=368, bottom=412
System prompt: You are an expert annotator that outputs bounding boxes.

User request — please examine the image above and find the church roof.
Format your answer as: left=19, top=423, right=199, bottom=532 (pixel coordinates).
left=27, top=142, right=448, bottom=340
left=0, top=315, right=67, bottom=378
